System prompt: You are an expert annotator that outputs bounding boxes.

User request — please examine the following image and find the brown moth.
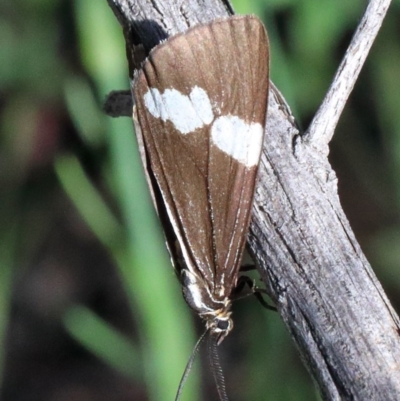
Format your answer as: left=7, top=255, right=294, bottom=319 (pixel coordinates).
left=132, top=14, right=269, bottom=400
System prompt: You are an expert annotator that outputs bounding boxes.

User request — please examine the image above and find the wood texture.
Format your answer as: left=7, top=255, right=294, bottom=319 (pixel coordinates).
left=106, top=0, right=400, bottom=400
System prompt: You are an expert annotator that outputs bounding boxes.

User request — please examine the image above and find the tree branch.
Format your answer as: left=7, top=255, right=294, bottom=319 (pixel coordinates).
left=106, top=1, right=400, bottom=400
left=303, top=0, right=392, bottom=154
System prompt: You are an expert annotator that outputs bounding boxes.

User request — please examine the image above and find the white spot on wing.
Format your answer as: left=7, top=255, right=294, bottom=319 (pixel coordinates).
left=211, top=115, right=264, bottom=167
left=143, top=86, right=214, bottom=134
left=142, top=88, right=163, bottom=120
left=189, top=86, right=214, bottom=125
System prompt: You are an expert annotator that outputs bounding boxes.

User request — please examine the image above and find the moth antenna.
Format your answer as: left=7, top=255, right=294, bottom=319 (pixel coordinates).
left=175, top=329, right=208, bottom=401
left=208, top=333, right=229, bottom=401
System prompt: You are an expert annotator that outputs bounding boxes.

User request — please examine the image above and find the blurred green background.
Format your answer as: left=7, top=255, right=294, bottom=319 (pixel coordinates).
left=1, top=0, right=399, bottom=400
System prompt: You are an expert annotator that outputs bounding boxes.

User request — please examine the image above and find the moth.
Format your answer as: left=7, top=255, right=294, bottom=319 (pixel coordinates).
left=132, top=14, right=270, bottom=400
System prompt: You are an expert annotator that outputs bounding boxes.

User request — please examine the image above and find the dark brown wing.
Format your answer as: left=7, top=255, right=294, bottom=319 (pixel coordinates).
left=133, top=15, right=269, bottom=299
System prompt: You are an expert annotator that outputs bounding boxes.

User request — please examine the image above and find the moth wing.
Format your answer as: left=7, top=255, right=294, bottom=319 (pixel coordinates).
left=133, top=15, right=269, bottom=297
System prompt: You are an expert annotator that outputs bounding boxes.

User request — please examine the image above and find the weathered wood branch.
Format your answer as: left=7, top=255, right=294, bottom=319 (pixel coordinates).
left=304, top=0, right=392, bottom=153
left=105, top=0, right=400, bottom=400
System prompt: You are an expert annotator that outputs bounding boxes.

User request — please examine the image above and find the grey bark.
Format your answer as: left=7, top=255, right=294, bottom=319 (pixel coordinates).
left=105, top=0, right=400, bottom=400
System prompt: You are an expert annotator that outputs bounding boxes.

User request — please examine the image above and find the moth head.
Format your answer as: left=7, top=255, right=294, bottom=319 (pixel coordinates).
left=206, top=304, right=233, bottom=345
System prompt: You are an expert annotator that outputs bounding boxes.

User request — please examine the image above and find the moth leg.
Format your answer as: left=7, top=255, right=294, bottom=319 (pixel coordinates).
left=239, top=263, right=256, bottom=272
left=240, top=263, right=266, bottom=284
left=234, top=276, right=277, bottom=312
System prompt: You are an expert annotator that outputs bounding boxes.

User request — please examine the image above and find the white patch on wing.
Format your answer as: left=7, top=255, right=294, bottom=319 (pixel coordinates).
left=211, top=115, right=263, bottom=167
left=143, top=86, right=214, bottom=134
left=142, top=87, right=164, bottom=119
left=189, top=86, right=214, bottom=125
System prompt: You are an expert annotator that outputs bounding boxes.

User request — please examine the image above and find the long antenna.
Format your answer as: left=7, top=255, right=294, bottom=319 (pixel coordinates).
left=208, top=333, right=229, bottom=401
left=175, top=329, right=209, bottom=401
